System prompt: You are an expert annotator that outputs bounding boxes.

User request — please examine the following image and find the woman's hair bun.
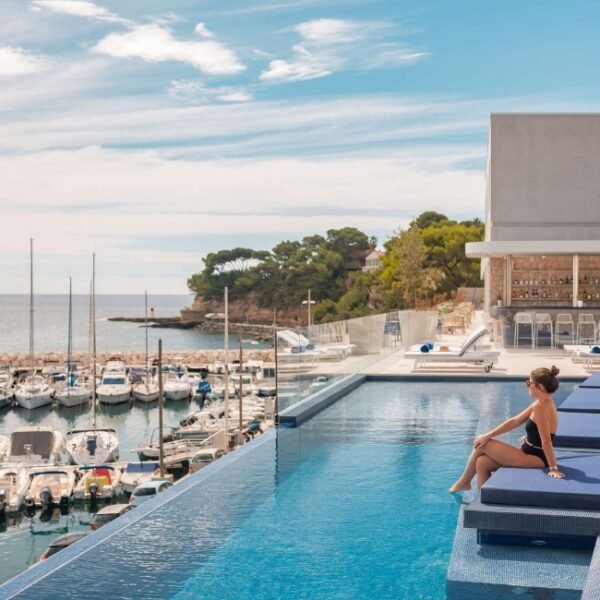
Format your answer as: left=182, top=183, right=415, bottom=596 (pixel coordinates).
left=550, top=365, right=560, bottom=377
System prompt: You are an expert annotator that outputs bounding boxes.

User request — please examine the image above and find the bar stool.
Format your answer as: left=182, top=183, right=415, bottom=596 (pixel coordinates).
left=554, top=313, right=574, bottom=348
left=534, top=313, right=554, bottom=348
left=577, top=313, right=597, bottom=345
left=514, top=312, right=534, bottom=348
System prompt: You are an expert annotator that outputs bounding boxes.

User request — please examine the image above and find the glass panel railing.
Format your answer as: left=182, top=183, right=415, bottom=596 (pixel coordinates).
left=276, top=310, right=438, bottom=414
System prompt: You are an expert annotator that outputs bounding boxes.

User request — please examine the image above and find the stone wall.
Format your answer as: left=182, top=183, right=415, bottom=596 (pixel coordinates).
left=2, top=349, right=275, bottom=369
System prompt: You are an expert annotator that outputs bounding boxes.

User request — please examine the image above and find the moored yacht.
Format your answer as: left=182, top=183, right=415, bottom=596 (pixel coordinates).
left=15, top=374, right=54, bottom=410
left=72, top=465, right=122, bottom=501
left=3, top=426, right=64, bottom=466
left=65, top=429, right=119, bottom=465
left=25, top=469, right=76, bottom=509
left=163, top=372, right=190, bottom=401
left=97, top=358, right=131, bottom=404
left=0, top=467, right=30, bottom=514
left=15, top=239, right=54, bottom=410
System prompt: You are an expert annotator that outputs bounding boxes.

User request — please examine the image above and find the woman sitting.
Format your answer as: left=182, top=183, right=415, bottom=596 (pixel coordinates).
left=449, top=365, right=565, bottom=492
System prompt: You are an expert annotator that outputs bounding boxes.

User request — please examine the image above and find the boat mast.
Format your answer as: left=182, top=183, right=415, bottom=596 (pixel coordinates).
left=224, top=286, right=229, bottom=447
left=92, top=253, right=97, bottom=430
left=29, top=238, right=34, bottom=377
left=67, top=276, right=72, bottom=386
left=145, top=290, right=149, bottom=388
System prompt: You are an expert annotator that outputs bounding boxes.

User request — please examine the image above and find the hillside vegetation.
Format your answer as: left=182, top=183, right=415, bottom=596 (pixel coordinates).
left=187, top=211, right=484, bottom=323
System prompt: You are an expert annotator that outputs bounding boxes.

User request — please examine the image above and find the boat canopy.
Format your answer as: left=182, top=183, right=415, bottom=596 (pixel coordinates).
left=10, top=431, right=55, bottom=459
left=125, top=462, right=159, bottom=473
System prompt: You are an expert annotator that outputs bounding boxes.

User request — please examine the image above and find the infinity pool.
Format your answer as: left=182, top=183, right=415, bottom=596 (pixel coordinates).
left=1, top=380, right=576, bottom=599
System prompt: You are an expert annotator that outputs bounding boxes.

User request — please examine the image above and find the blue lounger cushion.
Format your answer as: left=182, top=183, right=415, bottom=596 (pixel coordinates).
left=558, top=387, right=600, bottom=413
left=481, top=452, right=600, bottom=510
left=554, top=412, right=600, bottom=449
left=580, top=372, right=600, bottom=389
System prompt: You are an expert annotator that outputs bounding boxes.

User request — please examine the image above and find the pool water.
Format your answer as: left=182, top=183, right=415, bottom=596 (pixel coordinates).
left=173, top=381, right=575, bottom=600
left=2, top=380, right=577, bottom=599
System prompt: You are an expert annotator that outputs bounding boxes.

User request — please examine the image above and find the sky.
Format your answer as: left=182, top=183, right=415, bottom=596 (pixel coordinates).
left=1, top=0, right=600, bottom=294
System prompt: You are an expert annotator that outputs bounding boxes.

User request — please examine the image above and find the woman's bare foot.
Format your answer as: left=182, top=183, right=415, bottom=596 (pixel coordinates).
left=449, top=479, right=471, bottom=493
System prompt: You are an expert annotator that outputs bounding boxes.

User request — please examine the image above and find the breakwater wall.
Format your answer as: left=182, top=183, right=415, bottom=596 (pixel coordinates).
left=2, top=349, right=275, bottom=369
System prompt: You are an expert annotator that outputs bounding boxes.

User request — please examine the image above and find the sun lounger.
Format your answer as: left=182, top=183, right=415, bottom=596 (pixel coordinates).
left=565, top=345, right=600, bottom=369
left=481, top=451, right=600, bottom=510
left=404, top=325, right=499, bottom=372
left=558, top=387, right=600, bottom=413
left=554, top=412, right=600, bottom=449
left=580, top=372, right=600, bottom=388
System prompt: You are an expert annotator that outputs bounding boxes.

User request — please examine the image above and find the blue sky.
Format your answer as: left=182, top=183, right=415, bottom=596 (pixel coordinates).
left=1, top=0, right=599, bottom=293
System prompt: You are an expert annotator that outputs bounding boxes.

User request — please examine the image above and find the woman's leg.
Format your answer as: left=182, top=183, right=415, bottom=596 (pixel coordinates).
left=449, top=439, right=544, bottom=492
left=476, top=455, right=501, bottom=488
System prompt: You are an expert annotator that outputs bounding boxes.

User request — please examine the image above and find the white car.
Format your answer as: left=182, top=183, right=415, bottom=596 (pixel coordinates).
left=189, top=448, right=226, bottom=474
left=129, top=480, right=173, bottom=507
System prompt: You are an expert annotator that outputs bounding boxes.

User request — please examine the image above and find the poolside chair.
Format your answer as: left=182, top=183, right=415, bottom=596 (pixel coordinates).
left=404, top=325, right=499, bottom=372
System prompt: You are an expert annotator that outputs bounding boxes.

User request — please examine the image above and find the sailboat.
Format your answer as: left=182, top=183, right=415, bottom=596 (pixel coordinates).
left=15, top=239, right=54, bottom=409
left=55, top=277, right=93, bottom=407
left=65, top=254, right=119, bottom=465
left=132, top=291, right=160, bottom=402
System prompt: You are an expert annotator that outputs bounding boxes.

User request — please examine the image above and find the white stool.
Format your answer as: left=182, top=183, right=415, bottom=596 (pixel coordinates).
left=514, top=312, right=534, bottom=348
left=534, top=313, right=554, bottom=348
left=554, top=313, right=574, bottom=347
left=577, top=313, right=597, bottom=345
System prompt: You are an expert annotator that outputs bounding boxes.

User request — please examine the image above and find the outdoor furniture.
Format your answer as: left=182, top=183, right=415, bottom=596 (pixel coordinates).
left=405, top=325, right=499, bottom=372
left=533, top=312, right=553, bottom=348
left=576, top=313, right=596, bottom=345
left=557, top=387, right=600, bottom=413
left=513, top=312, right=534, bottom=348
left=554, top=412, right=600, bottom=449
left=554, top=313, right=574, bottom=347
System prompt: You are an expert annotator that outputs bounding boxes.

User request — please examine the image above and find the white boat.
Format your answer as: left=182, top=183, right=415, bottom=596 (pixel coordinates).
left=4, top=426, right=64, bottom=466
left=0, top=467, right=30, bottom=514
left=15, top=240, right=55, bottom=410
left=97, top=358, right=131, bottom=404
left=0, top=434, right=9, bottom=462
left=0, top=387, right=12, bottom=409
left=120, top=461, right=161, bottom=494
left=72, top=465, right=123, bottom=501
left=163, top=372, right=190, bottom=401
left=25, top=469, right=76, bottom=508
left=65, top=428, right=119, bottom=465
left=65, top=255, right=120, bottom=465
left=132, top=293, right=160, bottom=402
left=55, top=278, right=93, bottom=408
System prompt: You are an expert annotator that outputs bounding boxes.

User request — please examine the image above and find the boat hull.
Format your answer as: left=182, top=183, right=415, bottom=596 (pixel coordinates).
left=14, top=390, right=54, bottom=409
left=55, top=387, right=92, bottom=408
left=97, top=385, right=131, bottom=404
left=164, top=386, right=190, bottom=401
left=132, top=384, right=160, bottom=403
left=66, top=430, right=120, bottom=465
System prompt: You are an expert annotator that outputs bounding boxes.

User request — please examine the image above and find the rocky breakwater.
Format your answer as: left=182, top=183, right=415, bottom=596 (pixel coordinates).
left=1, top=349, right=274, bottom=369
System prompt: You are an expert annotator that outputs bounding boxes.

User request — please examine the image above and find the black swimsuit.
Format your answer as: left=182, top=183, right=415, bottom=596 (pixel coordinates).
left=521, top=418, right=555, bottom=467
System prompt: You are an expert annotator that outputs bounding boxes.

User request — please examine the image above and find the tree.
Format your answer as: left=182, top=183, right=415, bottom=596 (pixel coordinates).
left=380, top=225, right=442, bottom=308
left=411, top=211, right=449, bottom=230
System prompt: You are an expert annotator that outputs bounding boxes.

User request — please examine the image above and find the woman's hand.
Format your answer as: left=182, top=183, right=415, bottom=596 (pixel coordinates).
left=548, top=468, right=565, bottom=479
left=473, top=434, right=491, bottom=449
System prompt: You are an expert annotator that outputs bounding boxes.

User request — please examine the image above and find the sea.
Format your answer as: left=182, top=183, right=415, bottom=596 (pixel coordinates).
left=0, top=294, right=269, bottom=354
left=0, top=295, right=273, bottom=583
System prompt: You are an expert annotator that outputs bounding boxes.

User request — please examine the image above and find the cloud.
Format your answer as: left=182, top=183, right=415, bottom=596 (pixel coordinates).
left=92, top=24, right=245, bottom=75
left=0, top=46, right=47, bottom=77
left=168, top=79, right=253, bottom=103
left=260, top=18, right=427, bottom=83
left=194, top=22, right=214, bottom=39
left=0, top=144, right=485, bottom=292
left=31, top=0, right=130, bottom=24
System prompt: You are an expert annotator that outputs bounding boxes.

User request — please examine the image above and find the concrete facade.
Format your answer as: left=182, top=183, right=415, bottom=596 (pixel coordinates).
left=486, top=114, right=600, bottom=242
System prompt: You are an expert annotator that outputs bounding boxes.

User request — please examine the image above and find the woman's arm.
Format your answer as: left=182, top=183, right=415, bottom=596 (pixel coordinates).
left=533, top=405, right=565, bottom=479
left=474, top=405, right=533, bottom=448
